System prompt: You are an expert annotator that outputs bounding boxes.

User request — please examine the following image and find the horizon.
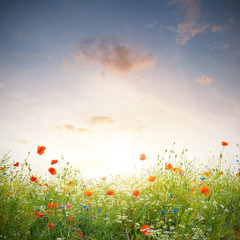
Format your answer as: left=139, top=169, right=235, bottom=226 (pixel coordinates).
left=0, top=0, right=240, bottom=178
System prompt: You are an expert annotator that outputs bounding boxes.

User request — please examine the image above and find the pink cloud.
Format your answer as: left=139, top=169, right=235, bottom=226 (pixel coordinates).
left=74, top=37, right=155, bottom=73
left=169, top=0, right=209, bottom=45
left=196, top=75, right=215, bottom=85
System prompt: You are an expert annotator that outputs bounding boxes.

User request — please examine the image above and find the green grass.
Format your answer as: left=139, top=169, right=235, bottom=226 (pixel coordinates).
left=0, top=144, right=240, bottom=240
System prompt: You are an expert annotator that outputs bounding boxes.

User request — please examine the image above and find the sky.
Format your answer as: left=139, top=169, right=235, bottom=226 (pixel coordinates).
left=0, top=0, right=240, bottom=178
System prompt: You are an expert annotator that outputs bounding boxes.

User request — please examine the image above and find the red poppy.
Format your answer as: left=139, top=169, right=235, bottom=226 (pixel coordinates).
left=37, top=145, right=46, bottom=155
left=51, top=160, right=58, bottom=165
left=102, top=177, right=106, bottom=180
left=68, top=181, right=72, bottom=186
left=46, top=222, right=54, bottom=229
left=47, top=202, right=56, bottom=208
left=33, top=210, right=38, bottom=216
left=66, top=203, right=71, bottom=209
left=165, top=163, right=173, bottom=170
left=78, top=229, right=85, bottom=239
left=106, top=189, right=115, bottom=195
left=220, top=171, right=224, bottom=175
left=148, top=176, right=156, bottom=182
left=37, top=212, right=44, bottom=218
left=222, top=141, right=229, bottom=146
left=236, top=171, right=240, bottom=177
left=173, top=168, right=184, bottom=174
left=46, top=210, right=51, bottom=215
left=203, top=172, right=210, bottom=177
left=30, top=175, right=38, bottom=183
left=13, top=162, right=19, bottom=167
left=140, top=153, right=146, bottom=161
left=48, top=167, right=57, bottom=175
left=140, top=225, right=152, bottom=237
left=67, top=216, right=73, bottom=221
left=84, top=191, right=93, bottom=197
left=234, top=231, right=240, bottom=236
left=133, top=190, right=140, bottom=198
left=200, top=186, right=210, bottom=196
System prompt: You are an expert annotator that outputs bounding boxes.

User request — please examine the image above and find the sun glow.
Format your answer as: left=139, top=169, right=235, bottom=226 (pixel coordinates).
left=107, top=140, right=137, bottom=175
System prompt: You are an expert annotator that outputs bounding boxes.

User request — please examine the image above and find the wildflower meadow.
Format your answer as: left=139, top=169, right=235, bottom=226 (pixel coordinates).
left=0, top=142, right=240, bottom=240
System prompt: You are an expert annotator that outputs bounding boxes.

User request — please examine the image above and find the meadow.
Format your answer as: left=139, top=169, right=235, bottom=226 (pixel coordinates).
left=0, top=142, right=240, bottom=240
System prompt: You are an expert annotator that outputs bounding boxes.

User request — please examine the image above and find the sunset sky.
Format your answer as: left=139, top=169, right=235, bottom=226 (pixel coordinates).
left=0, top=0, right=240, bottom=178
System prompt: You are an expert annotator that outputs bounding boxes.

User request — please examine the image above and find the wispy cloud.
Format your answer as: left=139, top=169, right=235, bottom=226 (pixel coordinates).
left=144, top=19, right=158, bottom=29
left=11, top=139, right=28, bottom=144
left=89, top=116, right=114, bottom=125
left=169, top=0, right=209, bottom=45
left=74, top=36, right=155, bottom=73
left=196, top=75, right=215, bottom=85
left=211, top=24, right=228, bottom=33
left=0, top=82, right=4, bottom=88
left=112, top=124, right=147, bottom=133
left=54, top=125, right=92, bottom=134
left=208, top=42, right=230, bottom=51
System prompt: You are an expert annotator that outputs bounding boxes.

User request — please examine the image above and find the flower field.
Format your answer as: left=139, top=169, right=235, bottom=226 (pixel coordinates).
left=0, top=142, right=240, bottom=240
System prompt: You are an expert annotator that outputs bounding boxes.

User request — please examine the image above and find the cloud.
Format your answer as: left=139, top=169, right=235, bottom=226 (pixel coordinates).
left=74, top=36, right=155, bottom=73
left=208, top=42, right=230, bottom=51
left=76, top=128, right=92, bottom=134
left=169, top=0, right=209, bottom=45
left=0, top=82, right=4, bottom=88
left=89, top=116, right=114, bottom=125
left=11, top=139, right=28, bottom=144
left=211, top=25, right=223, bottom=33
left=54, top=125, right=92, bottom=134
left=112, top=124, right=147, bottom=133
left=211, top=25, right=228, bottom=33
left=196, top=75, right=215, bottom=85
left=144, top=19, right=158, bottom=28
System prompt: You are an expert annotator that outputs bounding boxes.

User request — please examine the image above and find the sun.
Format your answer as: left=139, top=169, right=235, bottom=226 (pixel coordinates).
left=107, top=139, right=136, bottom=175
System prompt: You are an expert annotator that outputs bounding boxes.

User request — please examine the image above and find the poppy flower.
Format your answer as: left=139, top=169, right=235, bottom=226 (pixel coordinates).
left=140, top=225, right=152, bottom=237
left=51, top=160, right=58, bottom=165
left=165, top=163, right=173, bottom=170
left=84, top=191, right=93, bottom=197
left=66, top=203, right=71, bottom=209
left=68, top=181, right=72, bottom=186
left=234, top=231, right=240, bottom=236
left=47, top=202, right=56, bottom=208
left=222, top=141, right=229, bottom=146
left=148, top=176, right=156, bottom=182
left=140, top=153, right=146, bottom=161
left=102, top=177, right=106, bottom=180
left=13, top=162, right=19, bottom=167
left=78, top=229, right=85, bottom=239
left=236, top=171, right=240, bottom=177
left=106, top=189, right=115, bottom=195
left=220, top=171, right=224, bottom=175
left=48, top=167, right=57, bottom=175
left=30, top=175, right=38, bottom=183
left=37, top=145, right=46, bottom=155
left=46, top=222, right=54, bottom=229
left=133, top=190, right=140, bottom=198
left=37, top=212, right=44, bottom=218
left=200, top=186, right=210, bottom=196
left=33, top=210, right=38, bottom=216
left=46, top=210, right=51, bottom=215
left=67, top=216, right=73, bottom=221
left=173, top=168, right=184, bottom=174
left=203, top=172, right=210, bottom=177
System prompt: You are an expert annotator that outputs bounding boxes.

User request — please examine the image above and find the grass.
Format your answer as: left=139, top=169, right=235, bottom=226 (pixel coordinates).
left=0, top=143, right=240, bottom=240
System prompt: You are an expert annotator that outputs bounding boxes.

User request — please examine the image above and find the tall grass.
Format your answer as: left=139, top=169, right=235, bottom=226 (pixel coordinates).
left=0, top=143, right=240, bottom=240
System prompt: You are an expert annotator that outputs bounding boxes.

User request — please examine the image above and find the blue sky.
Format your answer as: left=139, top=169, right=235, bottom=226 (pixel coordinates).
left=0, top=0, right=240, bottom=178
